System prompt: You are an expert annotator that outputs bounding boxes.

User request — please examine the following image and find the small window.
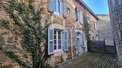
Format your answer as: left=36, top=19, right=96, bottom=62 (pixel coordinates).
left=67, top=7, right=70, bottom=14
left=75, top=7, right=78, bottom=21
left=53, top=0, right=61, bottom=14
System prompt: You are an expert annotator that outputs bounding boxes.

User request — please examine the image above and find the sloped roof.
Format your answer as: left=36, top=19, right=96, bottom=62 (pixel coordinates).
left=76, top=0, right=99, bottom=20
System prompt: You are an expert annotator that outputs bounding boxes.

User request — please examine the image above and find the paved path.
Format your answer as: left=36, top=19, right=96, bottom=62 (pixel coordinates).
left=58, top=52, right=122, bottom=68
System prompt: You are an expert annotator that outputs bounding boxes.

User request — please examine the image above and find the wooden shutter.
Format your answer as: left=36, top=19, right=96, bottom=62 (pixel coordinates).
left=75, top=7, right=78, bottom=21
left=48, top=0, right=54, bottom=12
left=78, top=9, right=80, bottom=21
left=75, top=32, right=77, bottom=48
left=95, top=23, right=97, bottom=30
left=63, top=30, right=68, bottom=51
left=85, top=40, right=87, bottom=47
left=80, top=11, right=83, bottom=24
left=48, top=28, right=54, bottom=55
left=63, top=1, right=68, bottom=18
left=81, top=34, right=84, bottom=47
left=60, top=1, right=63, bottom=16
left=80, top=34, right=82, bottom=47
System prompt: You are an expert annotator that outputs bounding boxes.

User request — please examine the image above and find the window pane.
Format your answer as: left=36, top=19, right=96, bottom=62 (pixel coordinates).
left=58, top=45, right=61, bottom=49
left=58, top=31, right=61, bottom=35
left=54, top=35, right=56, bottom=39
left=58, top=36, right=61, bottom=39
left=54, top=40, right=56, bottom=44
left=58, top=40, right=61, bottom=44
left=58, top=0, right=60, bottom=13
left=54, top=0, right=57, bottom=12
left=54, top=45, right=57, bottom=50
left=54, top=30, right=56, bottom=34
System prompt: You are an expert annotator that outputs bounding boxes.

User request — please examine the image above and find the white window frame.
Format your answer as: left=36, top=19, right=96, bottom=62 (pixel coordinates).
left=54, top=30, right=63, bottom=52
left=54, top=0, right=62, bottom=15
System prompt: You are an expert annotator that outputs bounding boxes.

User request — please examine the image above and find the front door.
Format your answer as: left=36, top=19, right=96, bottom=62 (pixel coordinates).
left=77, top=36, right=82, bottom=55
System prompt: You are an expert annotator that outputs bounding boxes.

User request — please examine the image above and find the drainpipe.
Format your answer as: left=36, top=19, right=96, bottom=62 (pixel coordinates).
left=70, top=27, right=74, bottom=59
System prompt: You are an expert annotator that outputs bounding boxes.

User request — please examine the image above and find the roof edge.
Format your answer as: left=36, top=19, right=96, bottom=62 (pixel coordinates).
left=97, top=14, right=109, bottom=16
left=77, top=0, right=99, bottom=20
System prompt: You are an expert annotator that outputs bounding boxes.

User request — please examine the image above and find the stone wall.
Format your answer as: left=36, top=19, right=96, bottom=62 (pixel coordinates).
left=88, top=40, right=105, bottom=52
left=0, top=0, right=76, bottom=67
left=73, top=0, right=98, bottom=37
left=96, top=14, right=114, bottom=46
left=0, top=51, right=20, bottom=68
left=108, top=0, right=122, bottom=64
left=0, top=17, right=32, bottom=68
left=0, top=0, right=98, bottom=67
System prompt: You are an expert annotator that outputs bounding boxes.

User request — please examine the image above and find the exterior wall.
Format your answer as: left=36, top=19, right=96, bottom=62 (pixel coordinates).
left=33, top=0, right=77, bottom=67
left=47, top=1, right=75, bottom=67
left=97, top=14, right=114, bottom=46
left=0, top=0, right=98, bottom=67
left=108, top=0, right=122, bottom=64
left=42, top=0, right=98, bottom=66
left=0, top=11, right=31, bottom=68
left=73, top=0, right=98, bottom=41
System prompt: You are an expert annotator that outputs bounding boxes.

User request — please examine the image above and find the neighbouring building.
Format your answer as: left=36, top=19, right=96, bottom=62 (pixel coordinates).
left=73, top=0, right=99, bottom=41
left=97, top=14, right=114, bottom=46
left=108, top=0, right=122, bottom=64
left=0, top=0, right=98, bottom=67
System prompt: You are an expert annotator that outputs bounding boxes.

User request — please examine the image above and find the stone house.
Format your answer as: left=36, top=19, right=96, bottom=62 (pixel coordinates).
left=73, top=0, right=99, bottom=41
left=108, top=0, right=122, bottom=64
left=0, top=0, right=98, bottom=67
left=47, top=0, right=99, bottom=66
left=97, top=14, right=114, bottom=46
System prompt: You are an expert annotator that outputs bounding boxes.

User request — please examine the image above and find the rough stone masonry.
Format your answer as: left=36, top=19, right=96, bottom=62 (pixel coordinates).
left=97, top=14, right=114, bottom=46
left=108, top=0, right=122, bottom=64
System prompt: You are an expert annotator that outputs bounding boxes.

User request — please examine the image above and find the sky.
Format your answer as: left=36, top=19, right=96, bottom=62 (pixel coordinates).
left=82, top=0, right=109, bottom=14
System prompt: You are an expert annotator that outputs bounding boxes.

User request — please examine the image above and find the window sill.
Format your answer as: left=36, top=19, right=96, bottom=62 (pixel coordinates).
left=54, top=12, right=59, bottom=15
left=54, top=12, right=63, bottom=18
left=54, top=49, right=62, bottom=53
left=53, top=49, right=63, bottom=56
